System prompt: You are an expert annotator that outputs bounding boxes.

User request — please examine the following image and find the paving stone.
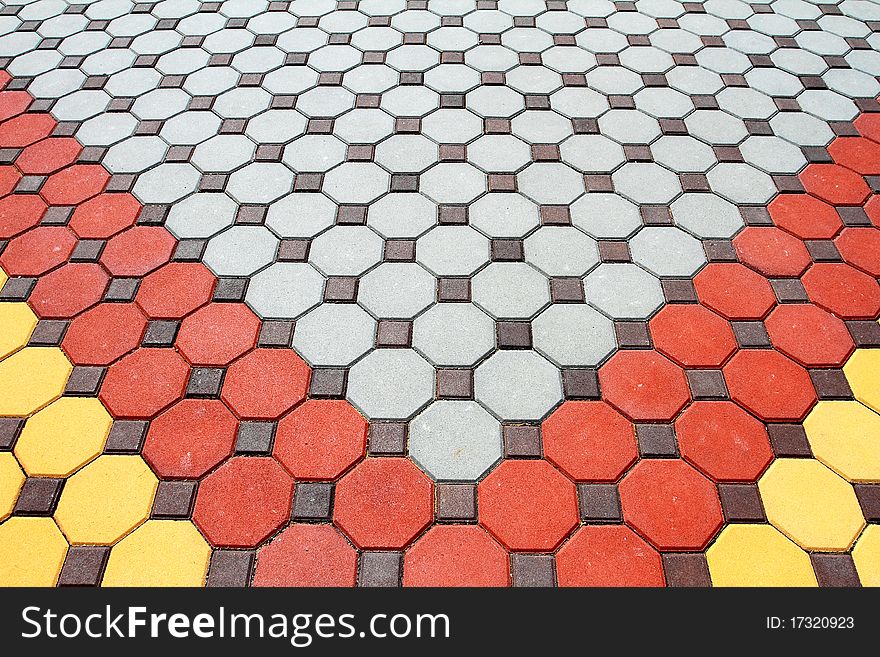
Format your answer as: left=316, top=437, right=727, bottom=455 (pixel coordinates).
left=474, top=350, right=563, bottom=421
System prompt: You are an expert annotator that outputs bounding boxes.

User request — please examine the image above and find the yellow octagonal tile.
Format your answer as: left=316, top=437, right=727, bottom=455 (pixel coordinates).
left=844, top=349, right=880, bottom=415
left=707, top=524, right=817, bottom=587
left=804, top=401, right=880, bottom=483
left=103, top=520, right=211, bottom=587
left=0, top=265, right=7, bottom=293
left=0, top=302, right=37, bottom=361
left=759, top=458, right=865, bottom=552
left=54, top=455, right=158, bottom=545
left=0, top=452, right=25, bottom=521
left=0, top=517, right=68, bottom=587
left=15, top=397, right=112, bottom=477
left=0, top=348, right=72, bottom=417
left=853, top=525, right=880, bottom=587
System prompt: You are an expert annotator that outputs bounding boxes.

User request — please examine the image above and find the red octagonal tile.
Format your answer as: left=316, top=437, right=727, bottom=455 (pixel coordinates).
left=556, top=525, right=665, bottom=587
left=768, top=193, right=842, bottom=240
left=0, top=113, right=55, bottom=147
left=649, top=304, right=737, bottom=368
left=41, top=164, right=109, bottom=205
left=733, top=226, right=812, bottom=278
left=828, top=136, right=880, bottom=176
left=835, top=227, right=880, bottom=277
left=100, top=226, right=175, bottom=277
left=274, top=399, right=367, bottom=481
left=802, top=262, right=880, bottom=320
left=599, top=350, right=691, bottom=422
left=542, top=400, right=638, bottom=482
left=100, top=348, right=190, bottom=419
left=694, top=263, right=776, bottom=320
left=479, top=459, right=578, bottom=552
left=675, top=401, right=773, bottom=482
left=0, top=226, right=76, bottom=276
left=619, top=459, right=723, bottom=551
left=334, top=457, right=433, bottom=550
left=403, top=525, right=509, bottom=587
left=253, top=524, right=357, bottom=587
left=800, top=163, right=870, bottom=205
left=176, top=303, right=260, bottom=367
left=69, top=193, right=140, bottom=239
left=15, top=137, right=81, bottom=175
left=135, top=262, right=215, bottom=319
left=765, top=304, right=855, bottom=368
left=0, top=194, right=45, bottom=238
left=62, top=302, right=147, bottom=366
left=193, top=456, right=294, bottom=548
left=28, top=262, right=108, bottom=319
left=723, top=349, right=817, bottom=422
left=143, top=398, right=238, bottom=479
left=222, top=348, right=310, bottom=420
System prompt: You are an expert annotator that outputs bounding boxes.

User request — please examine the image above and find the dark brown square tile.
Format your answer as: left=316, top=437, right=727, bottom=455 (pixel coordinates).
left=235, top=421, right=276, bottom=455
left=309, top=368, right=348, bottom=399
left=540, top=205, right=570, bottom=225
left=854, top=484, right=880, bottom=522
left=491, top=239, right=524, bottom=261
left=324, top=277, right=358, bottom=302
left=358, top=552, right=402, bottom=587
left=497, top=321, right=532, bottom=349
left=809, top=369, right=853, bottom=400
left=550, top=277, right=585, bottom=303
left=810, top=553, right=861, bottom=587
left=437, top=484, right=477, bottom=521
left=511, top=554, right=556, bottom=587
left=718, top=483, right=766, bottom=522
left=578, top=483, right=622, bottom=523
left=687, top=369, right=728, bottom=400
left=384, top=239, right=416, bottom=262
left=503, top=424, right=542, bottom=458
left=636, top=424, right=678, bottom=457
left=767, top=423, right=812, bottom=457
left=292, top=482, right=333, bottom=521
left=562, top=368, right=600, bottom=400
left=58, top=546, right=110, bottom=587
left=731, top=321, right=771, bottom=348
left=277, top=239, right=310, bottom=262
left=662, top=553, right=711, bottom=587
left=152, top=480, right=197, bottom=519
left=438, top=277, right=471, bottom=302
left=206, top=550, right=255, bottom=587
left=598, top=240, right=631, bottom=263
left=64, top=366, right=105, bottom=396
left=14, top=478, right=64, bottom=516
left=615, top=321, right=651, bottom=348
left=186, top=367, right=223, bottom=398
left=662, top=279, right=698, bottom=303
left=258, top=320, right=294, bottom=348
left=369, top=422, right=407, bottom=455
left=436, top=368, right=473, bottom=399
left=104, top=420, right=148, bottom=454
left=376, top=320, right=412, bottom=347
left=438, top=205, right=467, bottom=225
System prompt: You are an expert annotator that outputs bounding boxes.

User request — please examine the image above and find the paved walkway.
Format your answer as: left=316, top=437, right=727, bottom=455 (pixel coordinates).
left=0, top=0, right=879, bottom=587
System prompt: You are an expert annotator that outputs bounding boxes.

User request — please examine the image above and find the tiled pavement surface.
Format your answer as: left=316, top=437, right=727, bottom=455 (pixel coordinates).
left=0, top=0, right=879, bottom=588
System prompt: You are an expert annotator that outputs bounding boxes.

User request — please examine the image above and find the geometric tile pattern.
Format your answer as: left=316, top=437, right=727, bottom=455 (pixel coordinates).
left=1, top=0, right=880, bottom=587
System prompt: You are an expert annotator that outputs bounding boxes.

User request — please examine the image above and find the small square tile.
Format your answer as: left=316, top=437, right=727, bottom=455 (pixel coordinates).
left=718, top=483, right=766, bottom=522
left=491, top=239, right=524, bottom=262
left=640, top=205, right=673, bottom=226
left=680, top=173, right=711, bottom=192
left=438, top=277, right=470, bottom=302
left=770, top=279, right=809, bottom=303
left=28, top=320, right=68, bottom=346
left=624, top=144, right=652, bottom=162
left=662, top=553, right=711, bottom=587
left=810, top=553, right=861, bottom=587
left=336, top=205, right=367, bottom=225
left=368, top=422, right=407, bottom=455
left=142, top=320, right=179, bottom=347
left=309, top=368, right=347, bottom=398
left=212, top=278, right=248, bottom=302
left=572, top=118, right=599, bottom=134
left=186, top=367, right=224, bottom=398
left=805, top=240, right=841, bottom=262
left=636, top=424, right=678, bottom=457
left=437, top=484, right=477, bottom=521
left=255, top=144, right=283, bottom=162
left=235, top=421, right=276, bottom=455
left=376, top=320, right=412, bottom=347
left=503, top=424, right=542, bottom=458
left=104, top=420, right=148, bottom=453
left=14, top=478, right=64, bottom=516
left=324, top=277, right=358, bottom=302
left=438, top=205, right=467, bottom=225
left=847, top=320, right=880, bottom=347
left=584, top=174, right=614, bottom=192
left=436, top=369, right=473, bottom=399
left=767, top=423, right=812, bottom=457
left=173, top=239, right=208, bottom=262
left=731, top=321, right=771, bottom=348
left=550, top=277, right=584, bottom=303
left=488, top=173, right=516, bottom=191
left=439, top=144, right=466, bottom=161
left=562, top=368, right=600, bottom=399
left=809, top=369, right=852, bottom=400
left=853, top=484, right=880, bottom=522
left=394, top=116, right=421, bottom=132
left=485, top=118, right=510, bottom=134
left=540, top=206, right=570, bottom=226
left=58, top=547, right=110, bottom=587
left=838, top=207, right=871, bottom=227
left=614, top=321, right=650, bottom=348
left=358, top=552, right=402, bottom=587
left=497, top=321, right=532, bottom=349
left=277, top=239, right=310, bottom=262
left=347, top=144, right=374, bottom=161
left=151, top=480, right=197, bottom=519
left=206, top=550, right=254, bottom=587
left=578, top=483, right=622, bottom=523
left=258, top=320, right=294, bottom=347
left=235, top=205, right=267, bottom=226
left=598, top=241, right=631, bottom=263
left=384, top=239, right=416, bottom=262
left=0, top=277, right=36, bottom=301
left=661, top=279, right=698, bottom=303
left=686, top=369, right=728, bottom=400
left=104, top=278, right=140, bottom=302
left=292, top=482, right=333, bottom=521
left=64, top=366, right=105, bottom=396
left=390, top=174, right=418, bottom=192
left=511, top=554, right=556, bottom=587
